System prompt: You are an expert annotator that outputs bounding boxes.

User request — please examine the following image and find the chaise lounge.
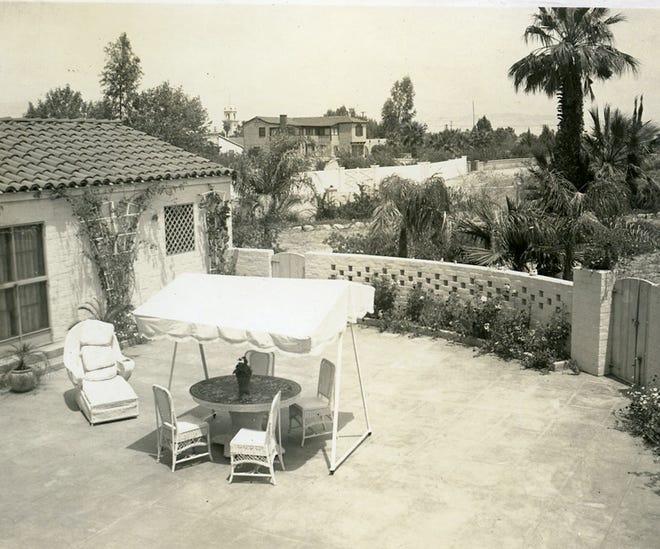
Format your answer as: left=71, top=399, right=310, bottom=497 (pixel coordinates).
left=63, top=319, right=139, bottom=425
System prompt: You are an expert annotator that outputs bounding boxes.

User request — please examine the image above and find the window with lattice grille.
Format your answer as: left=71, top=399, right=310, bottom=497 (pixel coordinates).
left=164, top=204, right=195, bottom=255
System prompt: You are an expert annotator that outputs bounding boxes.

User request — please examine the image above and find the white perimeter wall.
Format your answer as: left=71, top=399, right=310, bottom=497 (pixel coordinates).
left=305, top=157, right=468, bottom=201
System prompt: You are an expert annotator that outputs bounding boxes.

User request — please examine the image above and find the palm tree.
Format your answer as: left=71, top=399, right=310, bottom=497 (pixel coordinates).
left=526, top=162, right=628, bottom=279
left=233, top=135, right=311, bottom=248
left=509, top=7, right=638, bottom=189
left=370, top=175, right=450, bottom=258
left=584, top=97, right=660, bottom=209
left=457, top=197, right=557, bottom=274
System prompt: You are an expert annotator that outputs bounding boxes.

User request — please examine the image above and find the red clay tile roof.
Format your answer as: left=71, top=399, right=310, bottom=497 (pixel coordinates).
left=0, top=118, right=233, bottom=193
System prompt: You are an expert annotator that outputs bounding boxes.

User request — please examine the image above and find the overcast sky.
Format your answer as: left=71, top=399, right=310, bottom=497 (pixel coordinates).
left=1, top=1, right=659, bottom=133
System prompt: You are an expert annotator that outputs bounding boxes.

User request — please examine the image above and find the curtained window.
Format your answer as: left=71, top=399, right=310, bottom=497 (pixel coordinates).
left=0, top=224, right=49, bottom=342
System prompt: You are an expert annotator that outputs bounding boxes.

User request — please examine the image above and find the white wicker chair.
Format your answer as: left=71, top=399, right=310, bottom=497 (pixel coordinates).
left=244, top=350, right=275, bottom=376
left=228, top=391, right=284, bottom=485
left=152, top=384, right=213, bottom=472
left=290, top=359, right=335, bottom=447
left=63, top=319, right=138, bottom=425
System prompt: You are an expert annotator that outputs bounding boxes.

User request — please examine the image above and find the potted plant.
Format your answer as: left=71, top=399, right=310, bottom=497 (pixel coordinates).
left=233, top=354, right=252, bottom=397
left=4, top=342, right=50, bottom=393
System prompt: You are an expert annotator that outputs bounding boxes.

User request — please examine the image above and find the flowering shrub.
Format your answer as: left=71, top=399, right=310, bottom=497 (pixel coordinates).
left=520, top=348, right=555, bottom=371
left=417, top=292, right=453, bottom=330
left=404, top=285, right=426, bottom=322
left=470, top=294, right=503, bottom=340
left=370, top=276, right=398, bottom=319
left=535, top=308, right=571, bottom=359
left=484, top=308, right=531, bottom=360
left=324, top=231, right=398, bottom=257
left=372, top=286, right=571, bottom=371
left=618, top=376, right=660, bottom=451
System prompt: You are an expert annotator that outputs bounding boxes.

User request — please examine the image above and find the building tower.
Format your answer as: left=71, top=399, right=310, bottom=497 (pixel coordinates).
left=223, top=105, right=239, bottom=136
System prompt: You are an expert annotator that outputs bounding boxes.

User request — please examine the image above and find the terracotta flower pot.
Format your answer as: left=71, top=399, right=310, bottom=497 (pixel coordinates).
left=8, top=368, right=38, bottom=393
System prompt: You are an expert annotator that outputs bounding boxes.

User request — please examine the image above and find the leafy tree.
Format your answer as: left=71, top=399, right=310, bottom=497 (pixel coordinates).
left=85, top=99, right=113, bottom=119
left=509, top=7, right=638, bottom=188
left=324, top=105, right=357, bottom=117
left=129, top=81, right=213, bottom=156
left=370, top=175, right=450, bottom=258
left=233, top=135, right=311, bottom=249
left=381, top=76, right=416, bottom=143
left=335, top=149, right=370, bottom=169
left=366, top=118, right=384, bottom=139
left=368, top=144, right=400, bottom=167
left=469, top=124, right=494, bottom=153
left=100, top=32, right=143, bottom=120
left=474, top=116, right=493, bottom=133
left=538, top=125, right=556, bottom=153
left=25, top=85, right=87, bottom=119
left=511, top=129, right=538, bottom=158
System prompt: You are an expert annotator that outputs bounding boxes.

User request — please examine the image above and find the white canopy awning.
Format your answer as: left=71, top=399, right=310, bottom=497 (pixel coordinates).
left=133, top=273, right=375, bottom=354
left=133, top=272, right=375, bottom=474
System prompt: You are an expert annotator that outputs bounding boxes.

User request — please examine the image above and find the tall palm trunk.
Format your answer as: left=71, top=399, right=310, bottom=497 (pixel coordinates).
left=554, top=72, right=588, bottom=190
left=397, top=225, right=408, bottom=258
left=562, top=237, right=575, bottom=280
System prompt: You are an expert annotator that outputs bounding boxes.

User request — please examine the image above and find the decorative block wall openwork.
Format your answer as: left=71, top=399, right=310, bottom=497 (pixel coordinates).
left=164, top=203, right=195, bottom=256
left=304, top=252, right=573, bottom=325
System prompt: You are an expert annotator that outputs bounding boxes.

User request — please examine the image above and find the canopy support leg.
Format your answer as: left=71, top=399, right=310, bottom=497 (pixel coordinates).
left=199, top=344, right=210, bottom=380
left=329, top=331, right=343, bottom=471
left=168, top=342, right=178, bottom=390
left=350, top=323, right=372, bottom=433
left=329, top=324, right=372, bottom=474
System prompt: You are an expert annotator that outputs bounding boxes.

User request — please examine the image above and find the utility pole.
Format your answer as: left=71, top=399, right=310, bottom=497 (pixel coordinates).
left=472, top=101, right=475, bottom=128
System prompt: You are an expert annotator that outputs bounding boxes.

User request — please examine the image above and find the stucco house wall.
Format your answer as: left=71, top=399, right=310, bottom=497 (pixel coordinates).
left=0, top=178, right=231, bottom=345
left=337, top=122, right=366, bottom=154
left=242, top=119, right=271, bottom=152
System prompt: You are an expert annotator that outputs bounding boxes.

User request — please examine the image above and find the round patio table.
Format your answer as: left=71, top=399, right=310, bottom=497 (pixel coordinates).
left=189, top=375, right=302, bottom=457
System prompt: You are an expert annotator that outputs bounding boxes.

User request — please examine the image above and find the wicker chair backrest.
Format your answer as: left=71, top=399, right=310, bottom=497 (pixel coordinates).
left=318, top=359, right=336, bottom=402
left=265, top=390, right=282, bottom=441
left=152, top=385, right=175, bottom=427
left=245, top=350, right=275, bottom=376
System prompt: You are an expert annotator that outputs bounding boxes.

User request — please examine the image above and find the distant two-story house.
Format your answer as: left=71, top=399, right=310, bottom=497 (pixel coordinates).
left=242, top=115, right=368, bottom=159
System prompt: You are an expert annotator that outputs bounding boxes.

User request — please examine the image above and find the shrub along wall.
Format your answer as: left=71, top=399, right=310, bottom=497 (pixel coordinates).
left=304, top=252, right=573, bottom=325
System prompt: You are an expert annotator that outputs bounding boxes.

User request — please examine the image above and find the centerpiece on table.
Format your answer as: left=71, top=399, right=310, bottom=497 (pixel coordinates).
left=233, top=354, right=252, bottom=397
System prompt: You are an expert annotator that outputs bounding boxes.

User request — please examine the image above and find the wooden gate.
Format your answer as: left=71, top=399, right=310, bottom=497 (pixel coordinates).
left=609, top=277, right=660, bottom=385
left=271, top=252, right=305, bottom=278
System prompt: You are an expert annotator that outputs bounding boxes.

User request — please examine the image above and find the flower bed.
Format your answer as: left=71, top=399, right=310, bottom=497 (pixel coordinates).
left=367, top=277, right=572, bottom=373
left=617, top=376, right=660, bottom=453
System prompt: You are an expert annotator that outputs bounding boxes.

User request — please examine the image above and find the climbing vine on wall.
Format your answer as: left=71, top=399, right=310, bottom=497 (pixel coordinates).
left=200, top=189, right=232, bottom=275
left=56, top=184, right=167, bottom=342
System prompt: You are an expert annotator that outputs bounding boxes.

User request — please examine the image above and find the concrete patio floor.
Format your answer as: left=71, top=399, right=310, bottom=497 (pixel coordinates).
left=2, top=325, right=659, bottom=548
